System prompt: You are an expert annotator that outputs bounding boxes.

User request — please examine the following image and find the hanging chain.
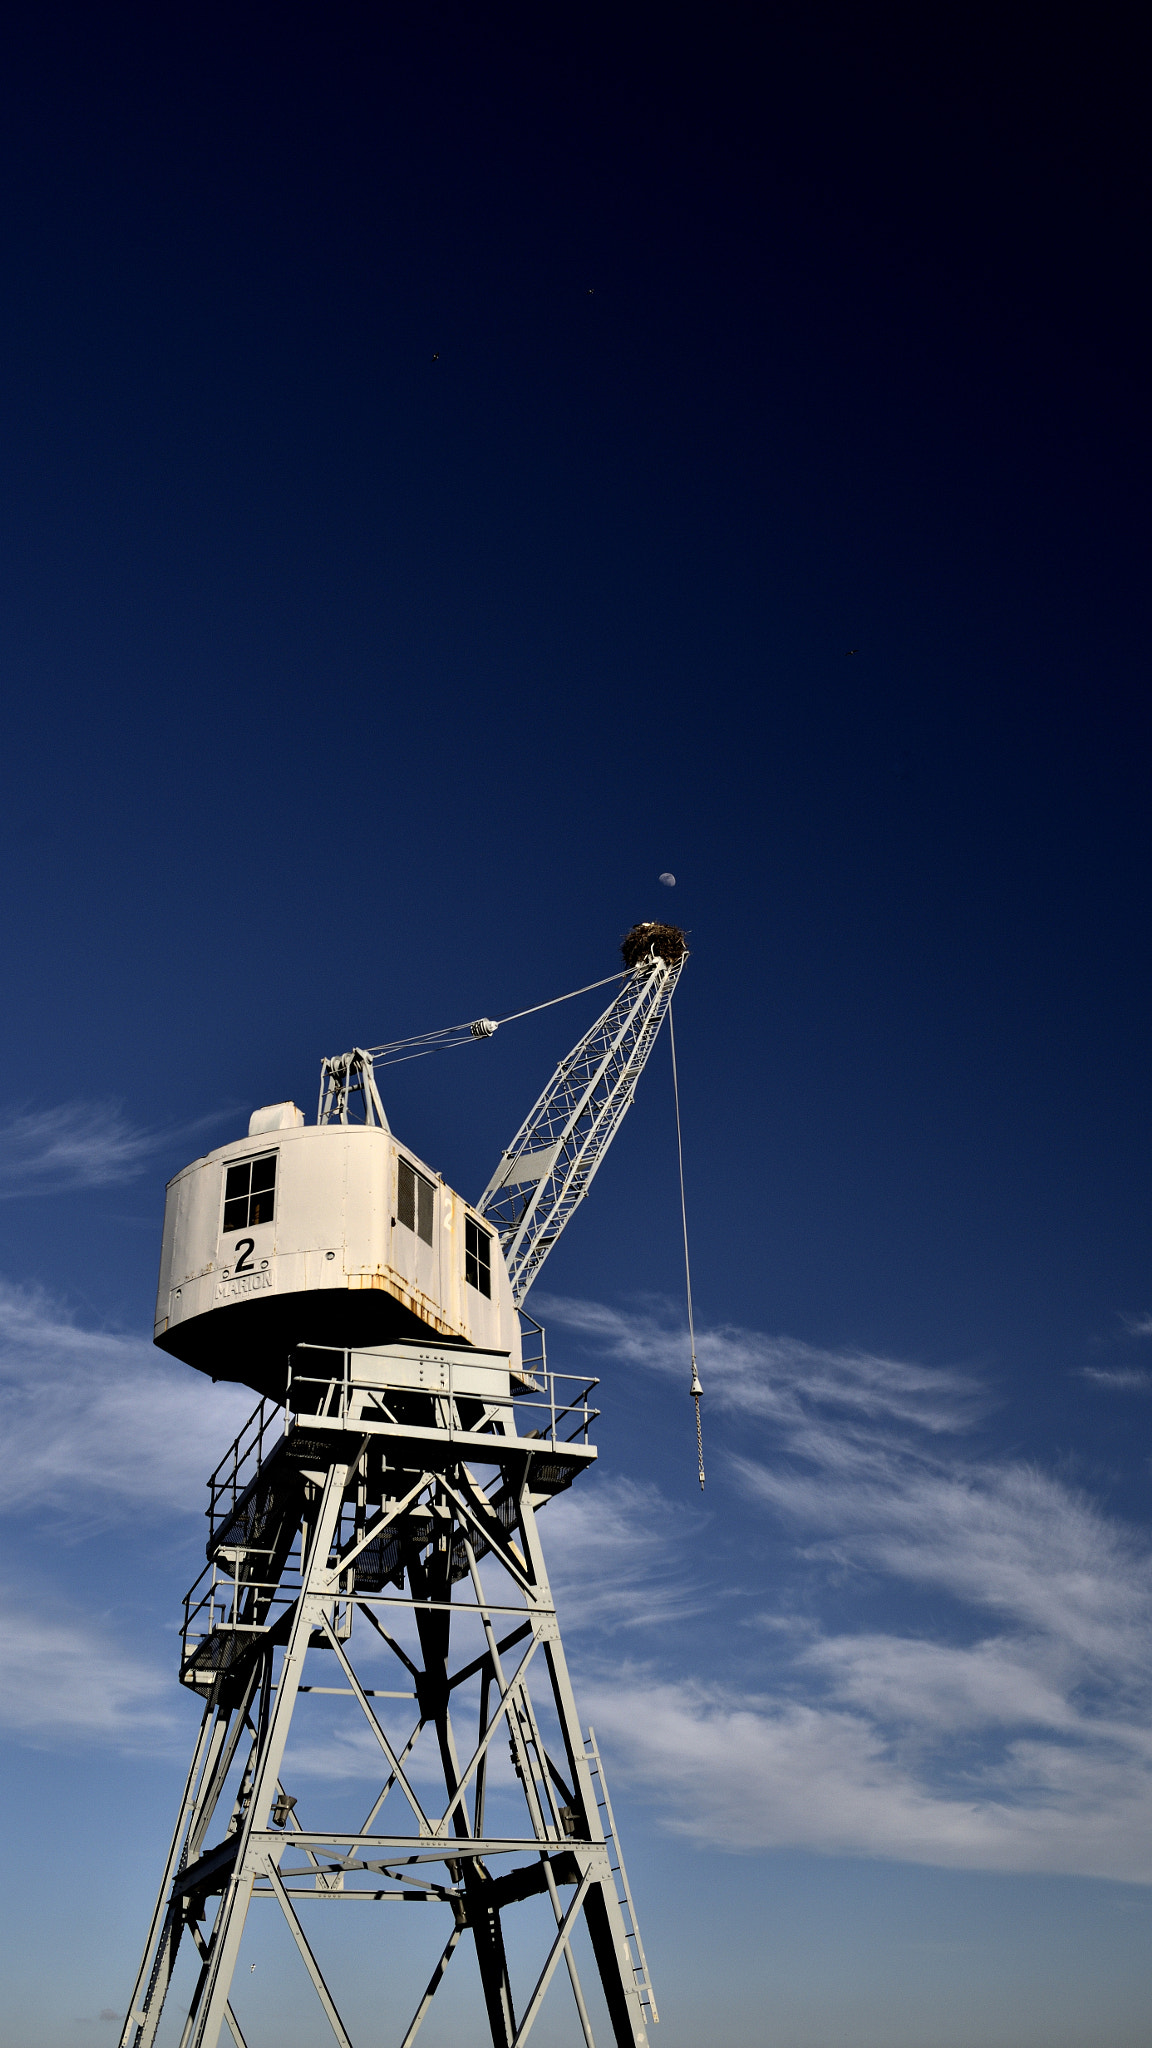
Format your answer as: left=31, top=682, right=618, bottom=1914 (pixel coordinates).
left=668, top=1002, right=704, bottom=1489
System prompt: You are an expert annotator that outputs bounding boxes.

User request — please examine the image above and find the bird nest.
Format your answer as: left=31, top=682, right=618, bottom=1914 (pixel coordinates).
left=620, top=922, right=688, bottom=969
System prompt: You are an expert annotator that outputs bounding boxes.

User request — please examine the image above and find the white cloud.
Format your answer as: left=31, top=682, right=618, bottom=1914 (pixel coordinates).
left=13, top=1271, right=1152, bottom=1881
left=583, top=1672, right=1152, bottom=1882
left=0, top=1279, right=254, bottom=1517
left=0, top=1097, right=231, bottom=1197
left=537, top=1294, right=1152, bottom=1884
left=535, top=1292, right=986, bottom=1435
left=0, top=1590, right=179, bottom=1744
left=736, top=1452, right=1152, bottom=1664
left=0, top=1101, right=161, bottom=1195
left=797, top=1631, right=1080, bottom=1735
left=1083, top=1365, right=1152, bottom=1390
left=0, top=1279, right=255, bottom=1753
left=541, top=1476, right=706, bottom=1633
left=1120, top=1313, right=1152, bottom=1338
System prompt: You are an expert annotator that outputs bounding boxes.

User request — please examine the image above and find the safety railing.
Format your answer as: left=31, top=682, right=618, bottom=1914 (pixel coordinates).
left=182, top=1343, right=598, bottom=1676
left=285, top=1344, right=599, bottom=1448
left=205, top=1395, right=285, bottom=1546
left=181, top=1557, right=300, bottom=1676
left=516, top=1308, right=547, bottom=1388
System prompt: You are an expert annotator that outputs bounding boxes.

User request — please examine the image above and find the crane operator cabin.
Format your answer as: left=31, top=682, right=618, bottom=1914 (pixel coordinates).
left=154, top=1108, right=520, bottom=1402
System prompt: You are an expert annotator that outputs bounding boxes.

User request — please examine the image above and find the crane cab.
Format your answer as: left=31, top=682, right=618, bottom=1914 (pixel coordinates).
left=154, top=1104, right=519, bottom=1401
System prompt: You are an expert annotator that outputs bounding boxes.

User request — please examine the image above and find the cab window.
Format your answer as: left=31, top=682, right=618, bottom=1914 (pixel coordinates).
left=465, top=1217, right=491, bottom=1297
left=222, top=1154, right=276, bottom=1230
left=397, top=1157, right=434, bottom=1246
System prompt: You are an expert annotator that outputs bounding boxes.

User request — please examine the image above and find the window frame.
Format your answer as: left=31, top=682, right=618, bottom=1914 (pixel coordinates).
left=465, top=1216, right=492, bottom=1298
left=397, top=1156, right=435, bottom=1247
left=220, top=1151, right=278, bottom=1234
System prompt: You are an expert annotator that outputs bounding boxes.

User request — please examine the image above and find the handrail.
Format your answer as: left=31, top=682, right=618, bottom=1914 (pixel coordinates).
left=285, top=1344, right=599, bottom=1447
left=205, top=1395, right=285, bottom=1544
left=181, top=1346, right=601, bottom=1681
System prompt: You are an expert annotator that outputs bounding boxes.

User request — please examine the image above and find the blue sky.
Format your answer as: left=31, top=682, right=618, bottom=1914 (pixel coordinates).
left=3, top=6, right=1152, bottom=2044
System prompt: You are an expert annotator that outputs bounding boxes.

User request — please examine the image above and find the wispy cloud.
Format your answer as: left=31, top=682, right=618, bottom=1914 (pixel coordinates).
left=539, top=1295, right=1152, bottom=1883
left=542, top=1476, right=706, bottom=1633
left=0, top=1279, right=259, bottom=1753
left=796, top=1630, right=1080, bottom=1735
left=1081, top=1365, right=1152, bottom=1391
left=0, top=1585, right=179, bottom=1745
left=583, top=1670, right=1152, bottom=1881
left=0, top=1097, right=233, bottom=1198
left=0, top=1101, right=161, bottom=1195
left=1120, top=1313, right=1152, bottom=1338
left=13, top=1269, right=1152, bottom=1877
left=0, top=1279, right=253, bottom=1517
left=535, top=1293, right=987, bottom=1435
left=734, top=1452, right=1150, bottom=1662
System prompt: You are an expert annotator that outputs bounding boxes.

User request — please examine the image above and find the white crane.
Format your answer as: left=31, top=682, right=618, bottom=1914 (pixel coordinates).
left=123, top=922, right=695, bottom=2048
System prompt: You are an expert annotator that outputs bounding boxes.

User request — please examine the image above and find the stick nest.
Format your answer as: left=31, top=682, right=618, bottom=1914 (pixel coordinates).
left=620, top=922, right=688, bottom=969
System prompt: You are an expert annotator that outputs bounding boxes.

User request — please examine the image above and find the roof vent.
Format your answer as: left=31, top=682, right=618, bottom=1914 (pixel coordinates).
left=248, top=1102, right=306, bottom=1136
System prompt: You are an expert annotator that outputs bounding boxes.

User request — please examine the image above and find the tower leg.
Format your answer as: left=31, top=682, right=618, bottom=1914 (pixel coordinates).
left=120, top=1706, right=216, bottom=2048
left=190, top=1458, right=354, bottom=2048
left=123, top=1648, right=271, bottom=2048
left=517, top=1493, right=654, bottom=2048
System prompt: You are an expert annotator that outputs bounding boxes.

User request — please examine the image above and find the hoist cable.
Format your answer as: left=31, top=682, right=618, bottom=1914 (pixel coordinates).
left=668, top=1001, right=705, bottom=1490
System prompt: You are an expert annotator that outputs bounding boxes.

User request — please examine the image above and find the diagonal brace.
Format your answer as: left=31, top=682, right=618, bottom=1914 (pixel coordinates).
left=264, top=1856, right=355, bottom=2048
left=510, top=1871, right=593, bottom=2048
left=335, top=1477, right=428, bottom=1579
left=435, top=1634, right=543, bottom=1834
left=398, top=1919, right=465, bottom=2048
left=188, top=1924, right=249, bottom=2048
left=317, top=1615, right=432, bottom=1834
left=439, top=1475, right=532, bottom=1591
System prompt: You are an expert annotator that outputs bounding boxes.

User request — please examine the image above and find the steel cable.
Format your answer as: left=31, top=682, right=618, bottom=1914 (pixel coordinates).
left=364, top=972, right=627, bottom=1067
left=668, top=1001, right=705, bottom=1489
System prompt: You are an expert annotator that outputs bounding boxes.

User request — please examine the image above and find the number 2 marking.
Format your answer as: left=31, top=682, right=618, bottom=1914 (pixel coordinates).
left=234, top=1238, right=255, bottom=1273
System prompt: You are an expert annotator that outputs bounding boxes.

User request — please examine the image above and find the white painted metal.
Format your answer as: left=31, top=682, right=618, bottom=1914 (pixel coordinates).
left=155, top=1121, right=519, bottom=1389
left=248, top=1101, right=306, bottom=1136
left=317, top=1049, right=389, bottom=1128
left=478, top=938, right=686, bottom=1305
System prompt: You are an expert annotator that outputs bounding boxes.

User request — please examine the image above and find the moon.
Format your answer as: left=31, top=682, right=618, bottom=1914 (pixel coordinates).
left=659, top=872, right=676, bottom=887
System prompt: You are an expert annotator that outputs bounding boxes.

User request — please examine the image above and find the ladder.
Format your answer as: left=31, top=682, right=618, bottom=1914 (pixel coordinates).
left=584, top=1727, right=659, bottom=2026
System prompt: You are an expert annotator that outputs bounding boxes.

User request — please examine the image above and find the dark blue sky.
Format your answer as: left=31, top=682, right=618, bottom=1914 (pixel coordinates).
left=3, top=9, right=1152, bottom=2045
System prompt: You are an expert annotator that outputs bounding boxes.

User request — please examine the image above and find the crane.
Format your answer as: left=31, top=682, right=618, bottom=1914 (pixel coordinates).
left=124, top=921, right=692, bottom=2048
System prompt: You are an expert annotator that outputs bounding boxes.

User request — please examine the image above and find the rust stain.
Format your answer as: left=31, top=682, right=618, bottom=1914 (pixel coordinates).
left=345, top=1268, right=460, bottom=1340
